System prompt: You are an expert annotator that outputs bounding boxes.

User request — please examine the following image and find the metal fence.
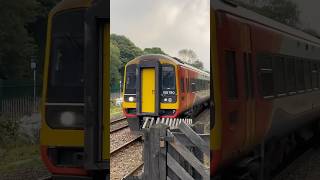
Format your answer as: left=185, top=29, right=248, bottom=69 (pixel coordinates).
left=0, top=80, right=41, bottom=119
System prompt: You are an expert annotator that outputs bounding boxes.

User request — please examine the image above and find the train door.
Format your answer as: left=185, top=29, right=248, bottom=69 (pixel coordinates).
left=179, top=67, right=187, bottom=111
left=141, top=68, right=156, bottom=113
left=219, top=14, right=254, bottom=160
left=242, top=25, right=255, bottom=149
left=83, top=0, right=109, bottom=177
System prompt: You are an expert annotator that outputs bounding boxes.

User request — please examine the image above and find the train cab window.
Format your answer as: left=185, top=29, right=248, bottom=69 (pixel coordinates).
left=312, top=62, right=318, bottom=89
left=304, top=60, right=312, bottom=90
left=296, top=59, right=305, bottom=91
left=274, top=57, right=286, bottom=95
left=257, top=54, right=274, bottom=97
left=125, top=64, right=137, bottom=95
left=162, top=65, right=176, bottom=90
left=225, top=50, right=238, bottom=99
left=286, top=58, right=296, bottom=93
left=47, top=9, right=85, bottom=103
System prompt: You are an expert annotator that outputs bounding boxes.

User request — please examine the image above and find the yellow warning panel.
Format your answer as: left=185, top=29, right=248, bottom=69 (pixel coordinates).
left=142, top=68, right=155, bottom=113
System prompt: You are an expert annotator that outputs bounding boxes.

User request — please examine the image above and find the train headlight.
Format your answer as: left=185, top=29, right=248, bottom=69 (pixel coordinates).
left=128, top=96, right=135, bottom=102
left=60, top=111, right=76, bottom=126
left=46, top=105, right=84, bottom=129
left=161, top=95, right=177, bottom=103
left=124, top=95, right=136, bottom=102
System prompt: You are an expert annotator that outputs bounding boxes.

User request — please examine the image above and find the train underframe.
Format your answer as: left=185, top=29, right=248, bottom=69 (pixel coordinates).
left=214, top=119, right=320, bottom=180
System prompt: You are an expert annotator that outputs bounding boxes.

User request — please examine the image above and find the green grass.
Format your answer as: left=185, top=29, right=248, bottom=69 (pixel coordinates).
left=0, top=144, right=43, bottom=173
left=110, top=104, right=123, bottom=120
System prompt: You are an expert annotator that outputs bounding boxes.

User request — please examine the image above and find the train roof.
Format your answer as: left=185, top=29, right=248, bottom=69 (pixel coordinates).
left=127, top=54, right=210, bottom=77
left=211, top=0, right=320, bottom=46
left=50, top=0, right=90, bottom=16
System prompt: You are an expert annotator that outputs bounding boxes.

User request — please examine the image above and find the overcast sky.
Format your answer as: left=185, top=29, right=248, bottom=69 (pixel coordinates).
left=292, top=0, right=320, bottom=32
left=110, top=0, right=210, bottom=70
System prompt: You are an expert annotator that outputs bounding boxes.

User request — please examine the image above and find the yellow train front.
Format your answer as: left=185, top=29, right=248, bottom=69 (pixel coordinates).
left=122, top=54, right=210, bottom=130
left=40, top=0, right=109, bottom=178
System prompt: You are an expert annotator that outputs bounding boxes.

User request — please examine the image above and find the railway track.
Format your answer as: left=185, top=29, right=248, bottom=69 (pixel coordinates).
left=111, top=135, right=142, bottom=155
left=110, top=117, right=129, bottom=133
left=121, top=162, right=144, bottom=180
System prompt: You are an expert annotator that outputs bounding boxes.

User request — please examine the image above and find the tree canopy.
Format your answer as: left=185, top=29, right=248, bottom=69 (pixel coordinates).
left=110, top=34, right=143, bottom=66
left=236, top=0, right=300, bottom=27
left=0, top=0, right=60, bottom=80
left=143, top=47, right=167, bottom=55
left=178, top=49, right=198, bottom=64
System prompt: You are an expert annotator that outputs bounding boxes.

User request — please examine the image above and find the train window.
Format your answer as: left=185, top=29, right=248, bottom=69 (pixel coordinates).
left=304, top=60, right=312, bottom=90
left=180, top=78, right=185, bottom=93
left=47, top=9, right=85, bottom=103
left=257, top=54, right=274, bottom=97
left=191, top=79, right=196, bottom=92
left=162, top=65, right=176, bottom=90
left=274, top=56, right=286, bottom=95
left=225, top=50, right=238, bottom=99
left=296, top=59, right=305, bottom=91
left=286, top=58, right=296, bottom=92
left=125, top=64, right=137, bottom=94
left=312, top=62, right=318, bottom=89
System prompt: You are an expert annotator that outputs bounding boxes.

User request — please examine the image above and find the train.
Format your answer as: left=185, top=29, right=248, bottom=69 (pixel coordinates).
left=122, top=54, right=210, bottom=131
left=211, top=0, right=320, bottom=179
left=40, top=0, right=109, bottom=179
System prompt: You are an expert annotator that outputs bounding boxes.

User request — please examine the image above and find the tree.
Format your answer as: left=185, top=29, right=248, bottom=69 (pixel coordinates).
left=192, top=60, right=204, bottom=70
left=0, top=0, right=40, bottom=80
left=178, top=49, right=197, bottom=64
left=110, top=41, right=121, bottom=91
left=236, top=0, right=300, bottom=27
left=111, top=34, right=143, bottom=65
left=0, top=0, right=60, bottom=80
left=143, top=47, right=167, bottom=55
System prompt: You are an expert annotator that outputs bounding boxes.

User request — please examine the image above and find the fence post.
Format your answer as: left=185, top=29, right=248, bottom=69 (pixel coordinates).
left=143, top=123, right=168, bottom=180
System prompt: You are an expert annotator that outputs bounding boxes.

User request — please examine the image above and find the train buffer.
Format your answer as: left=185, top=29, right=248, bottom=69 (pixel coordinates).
left=142, top=117, right=193, bottom=129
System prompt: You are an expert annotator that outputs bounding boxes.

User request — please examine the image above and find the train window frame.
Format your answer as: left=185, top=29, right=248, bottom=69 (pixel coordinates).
left=304, top=60, right=312, bottom=91
left=312, top=61, right=318, bottom=90
left=257, top=53, right=274, bottom=99
left=161, top=64, right=176, bottom=91
left=295, top=59, right=305, bottom=92
left=273, top=55, right=286, bottom=96
left=225, top=50, right=238, bottom=99
left=124, top=64, right=137, bottom=95
left=47, top=9, right=86, bottom=103
left=285, top=57, right=296, bottom=94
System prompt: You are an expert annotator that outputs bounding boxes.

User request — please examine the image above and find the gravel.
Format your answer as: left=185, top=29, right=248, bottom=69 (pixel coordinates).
left=110, top=142, right=143, bottom=180
left=110, top=127, right=141, bottom=152
left=274, top=148, right=320, bottom=180
left=110, top=120, right=128, bottom=132
left=0, top=166, right=50, bottom=180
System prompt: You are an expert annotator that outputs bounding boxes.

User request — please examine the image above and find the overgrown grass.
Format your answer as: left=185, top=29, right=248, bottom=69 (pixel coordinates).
left=110, top=103, right=123, bottom=120
left=0, top=144, right=43, bottom=173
